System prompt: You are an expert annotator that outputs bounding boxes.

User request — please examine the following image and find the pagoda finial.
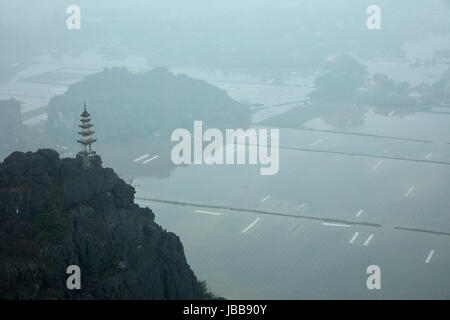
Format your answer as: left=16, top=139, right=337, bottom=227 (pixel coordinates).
left=84, top=101, right=86, bottom=112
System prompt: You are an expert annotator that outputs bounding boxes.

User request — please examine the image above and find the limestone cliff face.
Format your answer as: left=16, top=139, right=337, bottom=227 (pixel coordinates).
left=0, top=149, right=205, bottom=299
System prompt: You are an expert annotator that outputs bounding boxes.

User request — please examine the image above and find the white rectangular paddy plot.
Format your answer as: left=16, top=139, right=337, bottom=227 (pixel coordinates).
left=133, top=154, right=150, bottom=162
left=363, top=234, right=374, bottom=246
left=194, top=209, right=225, bottom=216
left=143, top=155, right=159, bottom=164
left=322, top=222, right=351, bottom=228
left=242, top=217, right=261, bottom=233
left=349, top=232, right=359, bottom=244
left=425, top=250, right=435, bottom=264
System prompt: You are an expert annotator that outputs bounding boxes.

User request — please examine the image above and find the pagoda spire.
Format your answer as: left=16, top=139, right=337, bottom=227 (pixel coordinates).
left=77, top=101, right=97, bottom=157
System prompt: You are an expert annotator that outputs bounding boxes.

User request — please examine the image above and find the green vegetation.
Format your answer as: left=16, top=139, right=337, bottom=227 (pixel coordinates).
left=311, top=55, right=368, bottom=102
left=30, top=181, right=69, bottom=243
left=30, top=208, right=69, bottom=243
left=262, top=55, right=443, bottom=130
left=421, top=67, right=450, bottom=106
left=199, top=280, right=224, bottom=300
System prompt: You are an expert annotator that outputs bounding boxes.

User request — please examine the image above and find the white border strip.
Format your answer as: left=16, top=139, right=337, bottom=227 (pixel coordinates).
left=242, top=217, right=261, bottom=233
left=143, top=155, right=159, bottom=164
left=194, top=210, right=224, bottom=216
left=133, top=154, right=149, bottom=162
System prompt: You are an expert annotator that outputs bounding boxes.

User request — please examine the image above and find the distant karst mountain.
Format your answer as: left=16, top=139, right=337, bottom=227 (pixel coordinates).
left=0, top=99, right=25, bottom=158
left=46, top=67, right=250, bottom=145
left=0, top=149, right=215, bottom=299
left=0, top=99, right=48, bottom=161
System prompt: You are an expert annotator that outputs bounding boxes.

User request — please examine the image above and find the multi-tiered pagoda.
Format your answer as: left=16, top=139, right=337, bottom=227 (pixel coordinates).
left=77, top=102, right=97, bottom=158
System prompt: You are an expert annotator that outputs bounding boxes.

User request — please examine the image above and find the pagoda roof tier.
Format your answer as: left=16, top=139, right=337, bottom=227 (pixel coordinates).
left=79, top=123, right=93, bottom=129
left=78, top=130, right=95, bottom=136
left=77, top=138, right=97, bottom=145
left=77, top=150, right=96, bottom=156
left=80, top=117, right=91, bottom=122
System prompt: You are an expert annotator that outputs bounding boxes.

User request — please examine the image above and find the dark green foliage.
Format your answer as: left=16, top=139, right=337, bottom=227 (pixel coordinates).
left=310, top=55, right=368, bottom=102
left=199, top=280, right=224, bottom=300
left=421, top=68, right=450, bottom=106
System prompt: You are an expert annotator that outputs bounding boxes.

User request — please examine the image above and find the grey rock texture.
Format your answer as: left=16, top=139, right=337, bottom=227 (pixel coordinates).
left=0, top=149, right=206, bottom=299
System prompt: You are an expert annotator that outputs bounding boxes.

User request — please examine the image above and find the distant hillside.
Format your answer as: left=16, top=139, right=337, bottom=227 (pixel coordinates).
left=0, top=99, right=25, bottom=158
left=46, top=67, right=250, bottom=145
left=0, top=99, right=48, bottom=161
left=0, top=149, right=217, bottom=299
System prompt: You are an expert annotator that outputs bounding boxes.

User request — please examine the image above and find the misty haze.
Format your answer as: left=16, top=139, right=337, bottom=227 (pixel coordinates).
left=0, top=0, right=449, bottom=300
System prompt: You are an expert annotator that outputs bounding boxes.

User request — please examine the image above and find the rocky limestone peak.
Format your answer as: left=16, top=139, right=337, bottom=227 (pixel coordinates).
left=0, top=149, right=210, bottom=299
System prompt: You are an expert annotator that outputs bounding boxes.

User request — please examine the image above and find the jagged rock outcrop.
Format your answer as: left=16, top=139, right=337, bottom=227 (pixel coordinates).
left=0, top=149, right=207, bottom=299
